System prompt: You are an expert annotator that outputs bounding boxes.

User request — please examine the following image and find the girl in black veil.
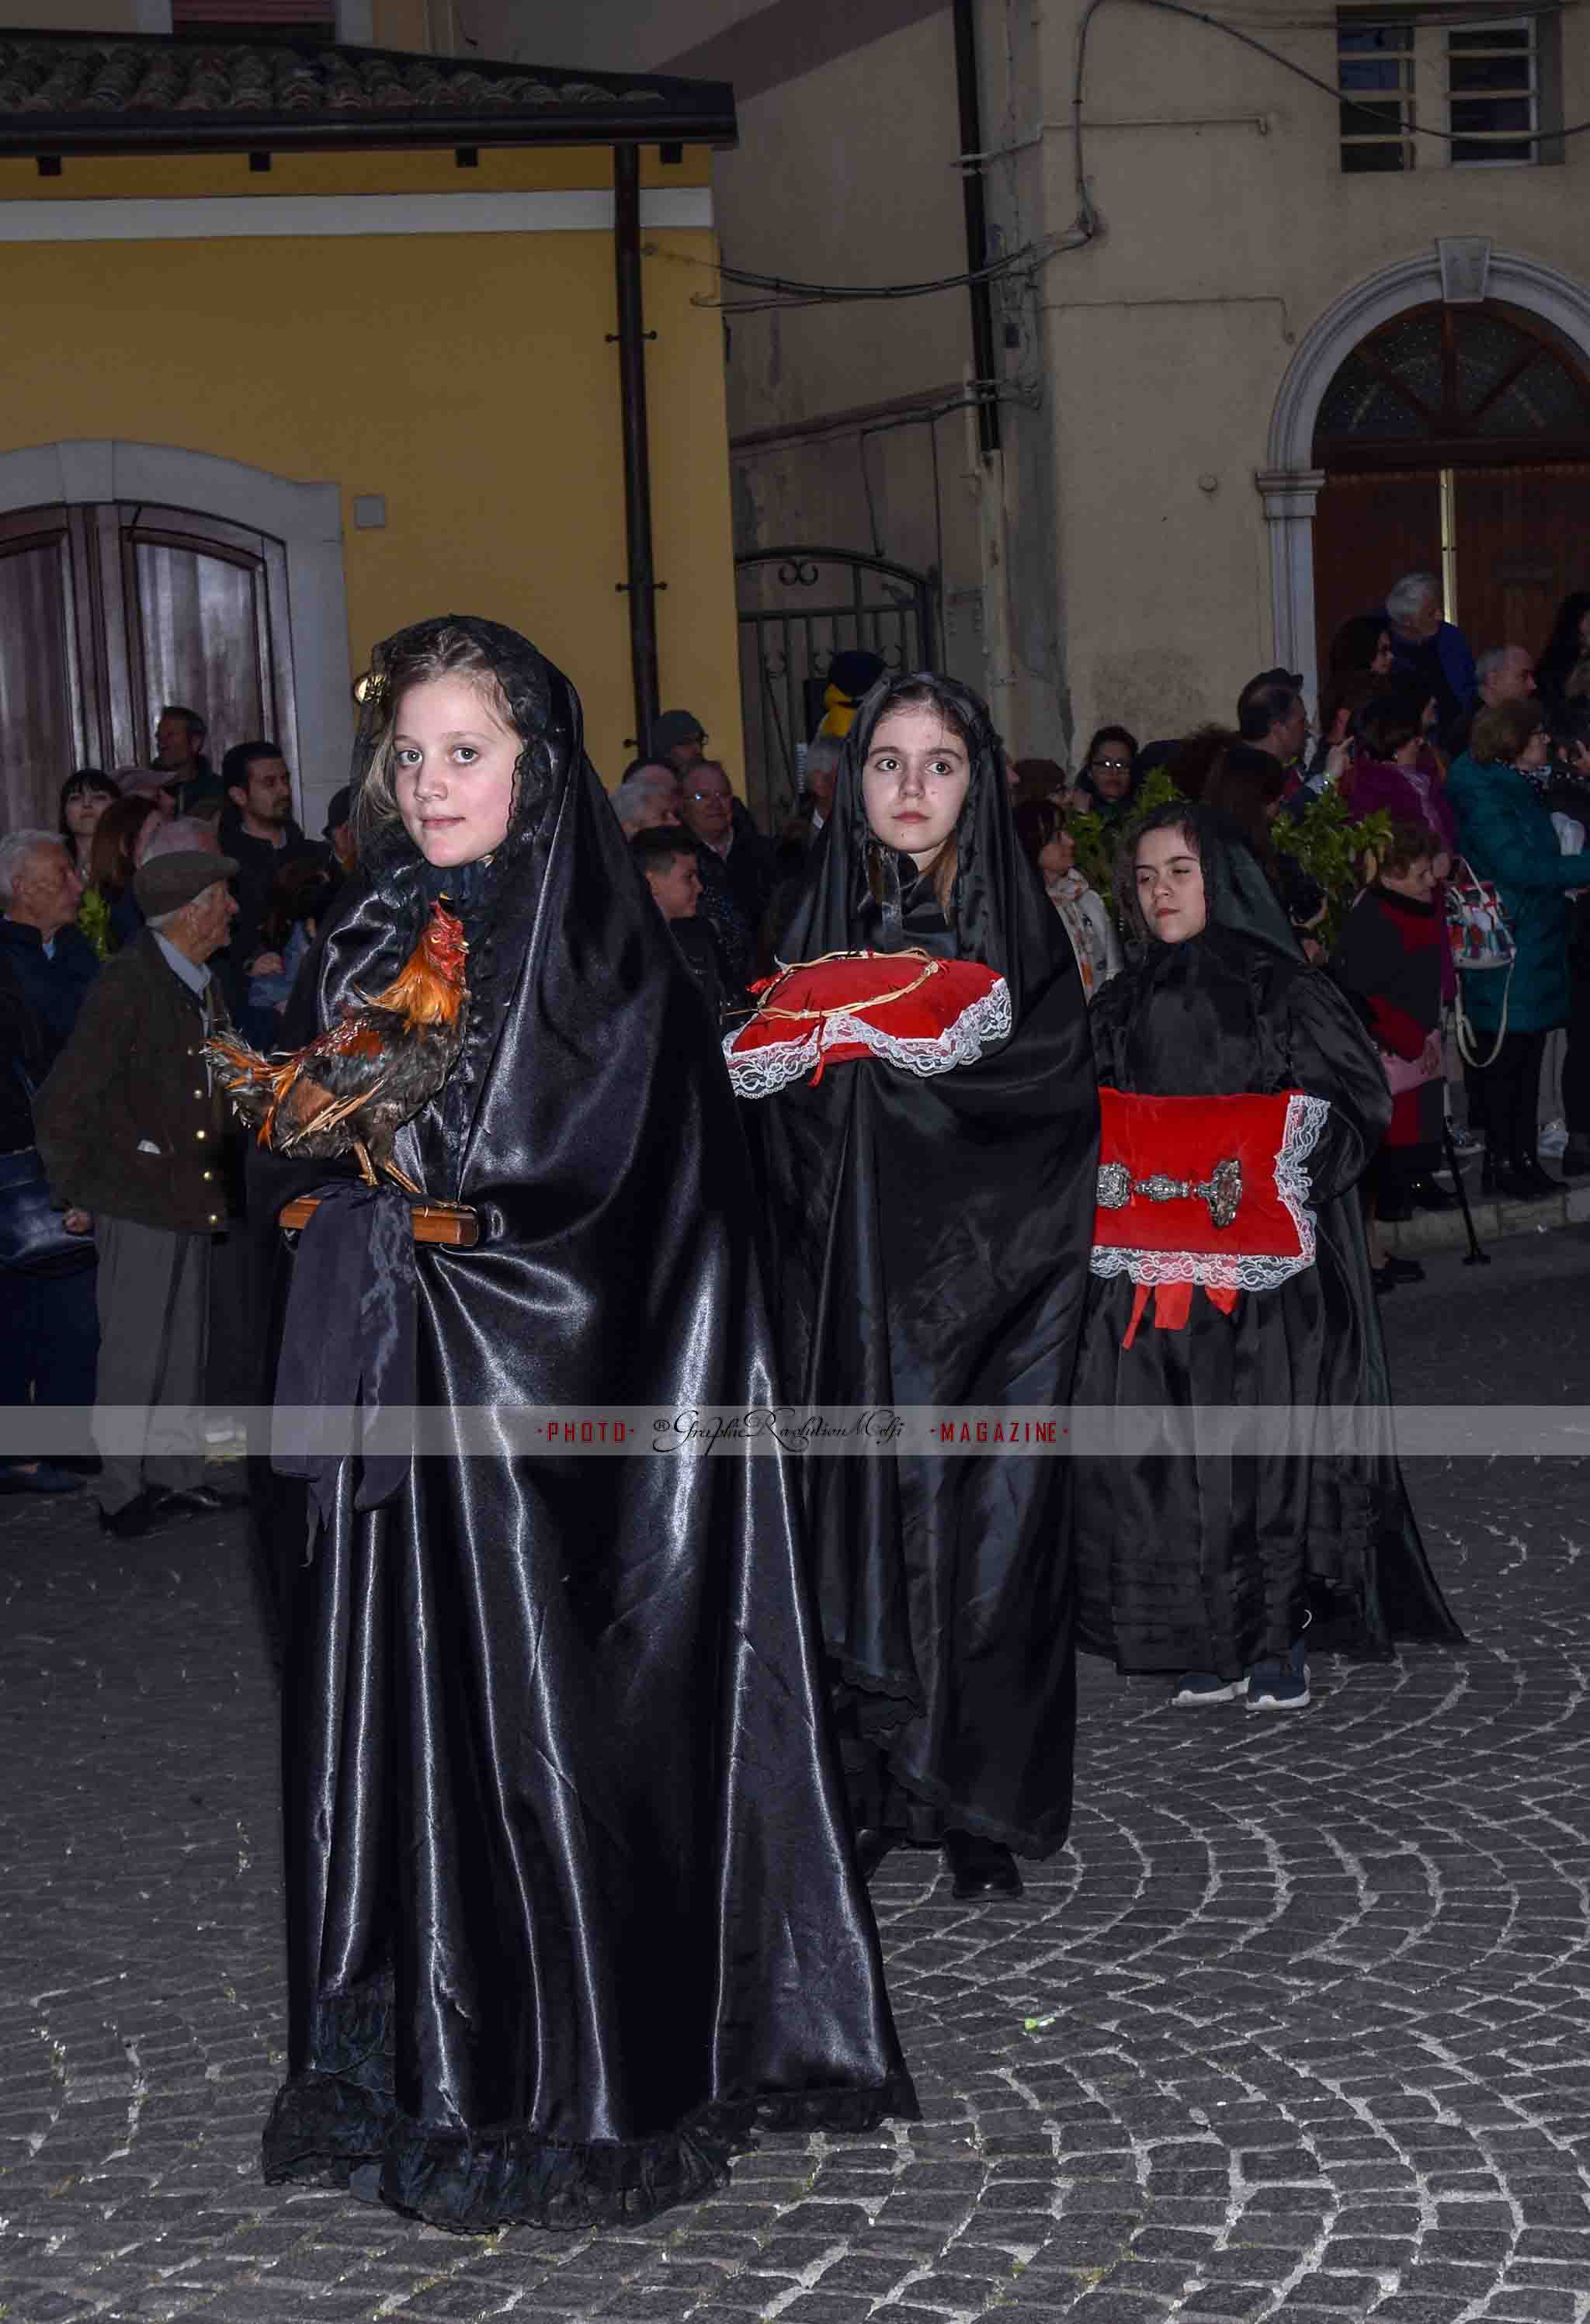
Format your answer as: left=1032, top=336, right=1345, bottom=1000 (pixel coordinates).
left=257, top=618, right=915, bottom=2232
left=1071, top=802, right=1461, bottom=1706
left=740, top=671, right=1099, bottom=1899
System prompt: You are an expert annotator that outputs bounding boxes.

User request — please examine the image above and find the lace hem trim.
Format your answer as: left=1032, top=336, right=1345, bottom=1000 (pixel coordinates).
left=724, top=978, right=1013, bottom=1100
left=1088, top=1091, right=1329, bottom=1292
left=262, top=2066, right=918, bottom=2235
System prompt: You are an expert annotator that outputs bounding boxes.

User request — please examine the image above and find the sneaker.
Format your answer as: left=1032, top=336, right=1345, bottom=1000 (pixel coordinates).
left=1246, top=1669, right=1311, bottom=1710
left=1171, top=1672, right=1248, bottom=1706
left=1247, top=1632, right=1311, bottom=1711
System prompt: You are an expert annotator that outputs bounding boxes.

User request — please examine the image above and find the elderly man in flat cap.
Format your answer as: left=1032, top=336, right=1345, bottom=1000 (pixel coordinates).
left=36, top=849, right=240, bottom=1541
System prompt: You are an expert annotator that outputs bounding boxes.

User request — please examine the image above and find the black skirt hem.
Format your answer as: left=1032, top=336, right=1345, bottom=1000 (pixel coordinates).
left=261, top=2067, right=918, bottom=2235
left=833, top=1663, right=1071, bottom=1861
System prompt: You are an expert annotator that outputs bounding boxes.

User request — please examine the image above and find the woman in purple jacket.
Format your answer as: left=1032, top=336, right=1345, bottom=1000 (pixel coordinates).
left=1341, top=690, right=1458, bottom=885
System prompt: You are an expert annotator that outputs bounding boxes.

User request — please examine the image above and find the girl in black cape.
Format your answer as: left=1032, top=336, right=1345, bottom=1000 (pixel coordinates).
left=258, top=617, right=915, bottom=2232
left=744, top=671, right=1099, bottom=1899
left=1071, top=803, right=1461, bottom=1705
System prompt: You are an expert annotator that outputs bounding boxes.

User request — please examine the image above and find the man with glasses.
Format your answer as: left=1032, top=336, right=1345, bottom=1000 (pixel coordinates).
left=679, top=760, right=775, bottom=999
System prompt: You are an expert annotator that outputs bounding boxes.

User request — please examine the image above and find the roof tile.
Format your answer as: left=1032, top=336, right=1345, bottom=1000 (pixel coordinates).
left=0, top=33, right=725, bottom=152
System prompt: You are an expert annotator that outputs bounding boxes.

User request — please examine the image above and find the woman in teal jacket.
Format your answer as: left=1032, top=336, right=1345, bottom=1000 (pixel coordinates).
left=1447, top=697, right=1585, bottom=1196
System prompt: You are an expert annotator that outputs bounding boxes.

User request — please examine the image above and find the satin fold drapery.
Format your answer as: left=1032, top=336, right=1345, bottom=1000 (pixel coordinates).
left=256, top=620, right=915, bottom=2232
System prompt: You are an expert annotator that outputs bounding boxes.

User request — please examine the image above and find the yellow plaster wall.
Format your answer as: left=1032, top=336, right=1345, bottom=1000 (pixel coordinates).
left=0, top=144, right=710, bottom=204
left=0, top=213, right=741, bottom=788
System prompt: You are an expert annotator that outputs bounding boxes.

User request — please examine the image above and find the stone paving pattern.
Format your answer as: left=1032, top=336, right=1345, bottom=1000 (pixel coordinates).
left=4, top=1226, right=1589, bottom=2324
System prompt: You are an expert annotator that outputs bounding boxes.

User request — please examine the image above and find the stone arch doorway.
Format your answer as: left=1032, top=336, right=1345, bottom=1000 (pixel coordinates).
left=1313, top=301, right=1590, bottom=675
left=1259, top=247, right=1590, bottom=702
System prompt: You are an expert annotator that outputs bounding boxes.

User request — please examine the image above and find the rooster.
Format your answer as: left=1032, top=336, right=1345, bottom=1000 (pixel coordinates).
left=207, top=900, right=468, bottom=1194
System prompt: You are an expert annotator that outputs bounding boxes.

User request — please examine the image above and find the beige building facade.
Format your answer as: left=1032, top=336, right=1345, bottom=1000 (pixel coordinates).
left=43, top=1, right=1590, bottom=802
left=477, top=0, right=1590, bottom=795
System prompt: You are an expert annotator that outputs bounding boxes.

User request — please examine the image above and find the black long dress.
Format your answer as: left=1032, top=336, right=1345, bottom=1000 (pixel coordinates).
left=745, top=674, right=1099, bottom=1858
left=1071, top=815, right=1462, bottom=1678
left=257, top=618, right=915, bottom=2232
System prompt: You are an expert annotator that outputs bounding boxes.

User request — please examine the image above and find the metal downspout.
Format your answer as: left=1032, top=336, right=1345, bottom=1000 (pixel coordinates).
left=952, top=0, right=1001, bottom=457
left=613, top=143, right=661, bottom=747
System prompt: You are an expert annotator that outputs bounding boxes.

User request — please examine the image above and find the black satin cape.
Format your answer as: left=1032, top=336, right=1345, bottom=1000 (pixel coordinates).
left=747, top=673, right=1099, bottom=1857
left=1072, top=812, right=1463, bottom=1677
left=256, top=616, right=915, bottom=2232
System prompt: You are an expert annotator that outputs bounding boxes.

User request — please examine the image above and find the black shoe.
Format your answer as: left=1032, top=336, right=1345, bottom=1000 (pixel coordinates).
left=1381, top=1253, right=1425, bottom=1285
left=0, top=1462, right=86, bottom=1495
left=942, top=1830, right=1022, bottom=1900
left=152, top=1483, right=238, bottom=1520
left=1480, top=1156, right=1529, bottom=1199
left=1405, top=1176, right=1458, bottom=1211
left=1370, top=1262, right=1397, bottom=1296
left=98, top=1489, right=170, bottom=1540
left=1512, top=1153, right=1559, bottom=1197
left=854, top=1827, right=895, bottom=1882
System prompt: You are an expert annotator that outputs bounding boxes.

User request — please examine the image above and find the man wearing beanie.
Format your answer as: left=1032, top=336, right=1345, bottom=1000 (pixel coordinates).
left=647, top=709, right=707, bottom=775
left=36, top=852, right=240, bottom=1541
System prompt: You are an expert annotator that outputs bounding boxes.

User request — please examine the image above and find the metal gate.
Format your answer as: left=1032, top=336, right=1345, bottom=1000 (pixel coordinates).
left=735, top=545, right=941, bottom=826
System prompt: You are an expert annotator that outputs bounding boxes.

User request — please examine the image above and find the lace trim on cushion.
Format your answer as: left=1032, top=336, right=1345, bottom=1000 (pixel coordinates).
left=1088, top=1091, right=1329, bottom=1292
left=724, top=977, right=1013, bottom=1100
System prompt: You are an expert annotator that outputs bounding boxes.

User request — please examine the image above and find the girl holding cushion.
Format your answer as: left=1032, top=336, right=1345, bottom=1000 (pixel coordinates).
left=1071, top=803, right=1461, bottom=1710
left=734, top=671, right=1099, bottom=1902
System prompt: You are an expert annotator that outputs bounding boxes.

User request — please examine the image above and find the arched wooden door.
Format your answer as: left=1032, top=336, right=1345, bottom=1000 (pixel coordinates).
left=0, top=501, right=297, bottom=831
left=1311, top=300, right=1590, bottom=666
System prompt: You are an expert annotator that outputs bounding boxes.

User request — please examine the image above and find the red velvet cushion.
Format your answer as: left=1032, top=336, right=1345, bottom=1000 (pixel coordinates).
left=724, top=950, right=1011, bottom=1098
left=1092, top=1085, right=1327, bottom=1286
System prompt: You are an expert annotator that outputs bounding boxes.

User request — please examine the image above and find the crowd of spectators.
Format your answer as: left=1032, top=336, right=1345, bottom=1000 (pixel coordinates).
left=6, top=584, right=1590, bottom=1517
left=1003, top=573, right=1590, bottom=1288
left=1, top=703, right=352, bottom=1521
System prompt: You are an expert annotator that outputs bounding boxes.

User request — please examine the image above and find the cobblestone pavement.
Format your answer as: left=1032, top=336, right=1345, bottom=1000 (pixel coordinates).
left=4, top=1226, right=1589, bottom=2324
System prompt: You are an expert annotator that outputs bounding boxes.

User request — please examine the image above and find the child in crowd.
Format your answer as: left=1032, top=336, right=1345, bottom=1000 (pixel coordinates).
left=1014, top=796, right=1121, bottom=999
left=1331, top=824, right=1446, bottom=1288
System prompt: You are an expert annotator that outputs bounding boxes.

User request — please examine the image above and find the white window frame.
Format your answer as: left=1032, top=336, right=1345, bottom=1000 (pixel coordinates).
left=1336, top=14, right=1418, bottom=172
left=1446, top=14, right=1538, bottom=168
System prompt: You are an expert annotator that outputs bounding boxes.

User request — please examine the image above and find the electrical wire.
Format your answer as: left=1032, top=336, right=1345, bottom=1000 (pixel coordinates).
left=1072, top=0, right=1590, bottom=245
left=704, top=234, right=1089, bottom=315
left=686, top=0, right=1589, bottom=314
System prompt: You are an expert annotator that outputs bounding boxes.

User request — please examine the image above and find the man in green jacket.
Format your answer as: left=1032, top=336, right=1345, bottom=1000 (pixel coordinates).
left=36, top=850, right=239, bottom=1540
